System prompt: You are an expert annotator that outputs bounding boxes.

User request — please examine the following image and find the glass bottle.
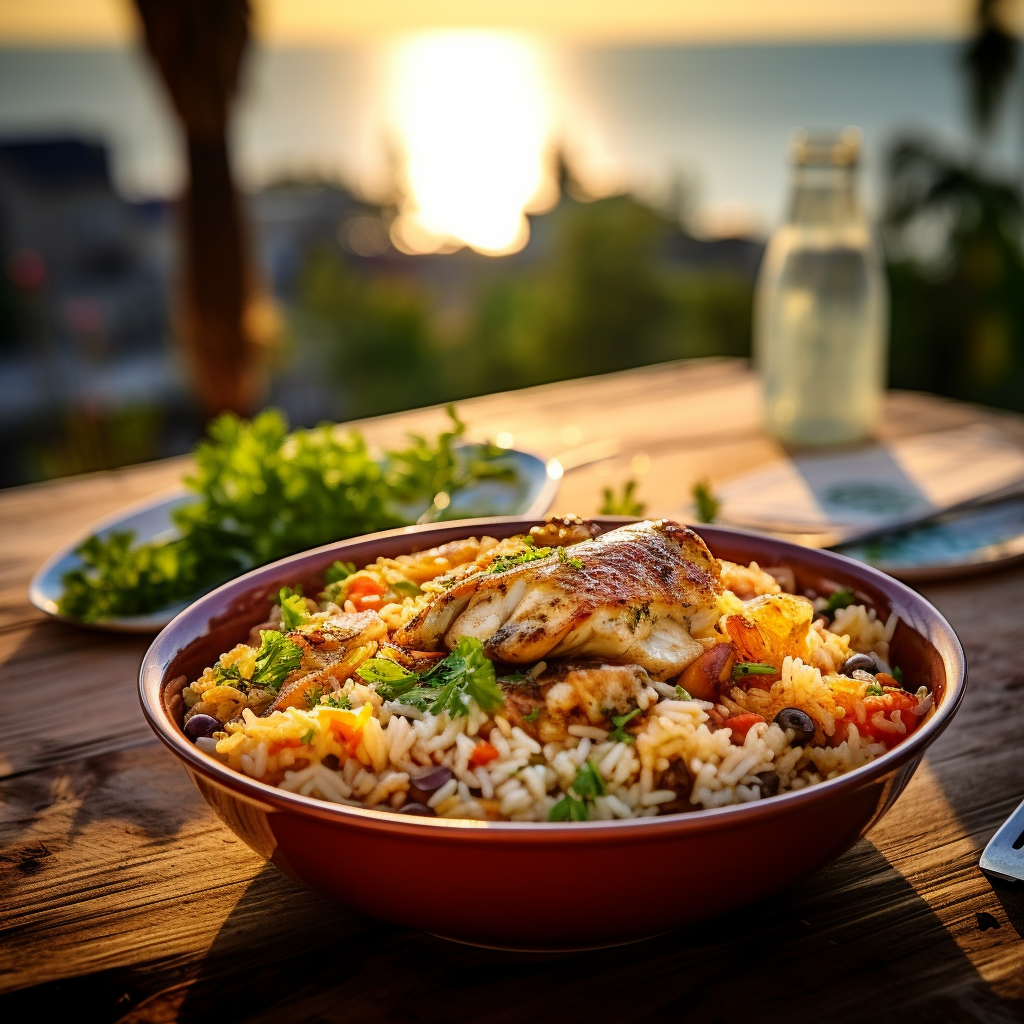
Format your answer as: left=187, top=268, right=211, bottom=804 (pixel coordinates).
left=754, top=127, right=887, bottom=446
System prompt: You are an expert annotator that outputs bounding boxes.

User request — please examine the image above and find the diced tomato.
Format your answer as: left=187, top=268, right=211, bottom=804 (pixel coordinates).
left=346, top=575, right=387, bottom=610
left=724, top=713, right=766, bottom=744
left=469, top=741, right=500, bottom=767
left=833, top=689, right=918, bottom=748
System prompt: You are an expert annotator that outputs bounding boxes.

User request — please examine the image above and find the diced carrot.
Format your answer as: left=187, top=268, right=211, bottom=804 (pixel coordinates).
left=469, top=741, right=500, bottom=767
left=724, top=713, right=766, bottom=744
left=347, top=576, right=387, bottom=610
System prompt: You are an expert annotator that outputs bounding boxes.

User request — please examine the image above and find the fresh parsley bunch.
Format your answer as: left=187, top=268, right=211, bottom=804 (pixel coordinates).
left=58, top=406, right=511, bottom=622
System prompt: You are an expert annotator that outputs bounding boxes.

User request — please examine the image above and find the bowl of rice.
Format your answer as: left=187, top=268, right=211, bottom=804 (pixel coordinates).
left=140, top=516, right=966, bottom=949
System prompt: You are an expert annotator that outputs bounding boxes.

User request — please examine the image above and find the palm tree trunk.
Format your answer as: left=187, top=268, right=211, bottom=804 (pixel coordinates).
left=135, top=0, right=268, bottom=417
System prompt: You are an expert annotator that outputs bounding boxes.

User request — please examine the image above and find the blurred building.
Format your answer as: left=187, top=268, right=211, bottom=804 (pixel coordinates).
left=0, top=136, right=186, bottom=485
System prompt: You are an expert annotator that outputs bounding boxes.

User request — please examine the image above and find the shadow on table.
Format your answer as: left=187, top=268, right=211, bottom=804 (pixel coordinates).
left=99, top=839, right=1020, bottom=1024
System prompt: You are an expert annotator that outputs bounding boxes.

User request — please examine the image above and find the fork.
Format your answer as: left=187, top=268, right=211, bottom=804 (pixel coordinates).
left=980, top=798, right=1024, bottom=882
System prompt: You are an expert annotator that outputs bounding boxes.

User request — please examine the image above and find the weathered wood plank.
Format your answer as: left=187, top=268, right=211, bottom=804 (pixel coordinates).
left=1, top=738, right=1021, bottom=1021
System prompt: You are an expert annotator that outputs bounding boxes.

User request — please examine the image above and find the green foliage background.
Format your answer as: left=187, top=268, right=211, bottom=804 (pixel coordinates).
left=294, top=194, right=754, bottom=420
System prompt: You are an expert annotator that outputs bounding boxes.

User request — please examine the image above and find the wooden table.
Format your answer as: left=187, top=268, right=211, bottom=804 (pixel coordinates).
left=2, top=358, right=1023, bottom=1022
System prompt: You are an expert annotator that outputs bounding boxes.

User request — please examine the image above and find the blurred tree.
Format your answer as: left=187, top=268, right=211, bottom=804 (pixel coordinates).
left=963, top=0, right=1018, bottom=137
left=468, top=195, right=751, bottom=390
left=881, top=0, right=1024, bottom=414
left=135, top=0, right=276, bottom=417
left=296, top=246, right=448, bottom=419
left=884, top=139, right=1024, bottom=410
left=292, top=191, right=754, bottom=418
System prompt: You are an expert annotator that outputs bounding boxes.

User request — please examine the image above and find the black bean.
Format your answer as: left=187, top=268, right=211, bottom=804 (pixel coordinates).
left=840, top=653, right=880, bottom=676
left=755, top=770, right=780, bottom=797
left=772, top=707, right=816, bottom=746
left=184, top=714, right=220, bottom=740
left=408, top=765, right=454, bottom=804
left=398, top=803, right=437, bottom=816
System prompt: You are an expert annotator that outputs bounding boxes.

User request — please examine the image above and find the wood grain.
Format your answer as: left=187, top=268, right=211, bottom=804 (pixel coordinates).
left=1, top=359, right=1023, bottom=1023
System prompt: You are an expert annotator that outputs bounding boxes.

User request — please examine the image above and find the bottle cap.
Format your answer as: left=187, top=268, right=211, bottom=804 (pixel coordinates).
left=788, top=127, right=862, bottom=167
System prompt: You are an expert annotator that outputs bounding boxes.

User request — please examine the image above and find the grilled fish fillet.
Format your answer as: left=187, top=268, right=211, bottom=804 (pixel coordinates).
left=393, top=519, right=721, bottom=679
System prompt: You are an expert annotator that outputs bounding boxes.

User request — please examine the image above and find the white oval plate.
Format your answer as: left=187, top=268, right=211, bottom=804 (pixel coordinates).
left=30, top=446, right=560, bottom=633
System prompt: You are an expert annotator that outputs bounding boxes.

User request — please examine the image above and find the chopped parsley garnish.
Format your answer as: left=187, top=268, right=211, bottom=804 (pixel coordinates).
left=212, top=662, right=245, bottom=685
left=824, top=589, right=856, bottom=615
left=865, top=682, right=884, bottom=697
left=322, top=693, right=352, bottom=710
left=733, top=662, right=778, bottom=678
left=549, top=761, right=607, bottom=822
left=488, top=546, right=554, bottom=573
left=608, top=708, right=642, bottom=744
left=324, top=561, right=357, bottom=584
left=357, top=637, right=503, bottom=718
left=305, top=684, right=324, bottom=709
left=523, top=706, right=541, bottom=723
left=691, top=478, right=720, bottom=523
left=390, top=580, right=422, bottom=597
left=625, top=602, right=651, bottom=632
left=557, top=546, right=585, bottom=570
left=675, top=685, right=693, bottom=701
left=278, top=587, right=311, bottom=630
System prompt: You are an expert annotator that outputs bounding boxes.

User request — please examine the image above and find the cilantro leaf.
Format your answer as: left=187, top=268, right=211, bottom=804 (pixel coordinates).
left=359, top=637, right=503, bottom=718
left=892, top=665, right=904, bottom=686
left=322, top=693, right=351, bottom=710
left=423, top=637, right=504, bottom=717
left=251, top=629, right=303, bottom=692
left=549, top=794, right=589, bottom=821
left=325, top=561, right=357, bottom=584
left=357, top=658, right=421, bottom=701
left=608, top=707, right=642, bottom=744
left=824, top=589, right=856, bottom=615
left=278, top=587, right=310, bottom=630
left=674, top=685, right=693, bottom=701
left=305, top=684, right=324, bottom=709
left=548, top=761, right=607, bottom=822
left=865, top=682, right=884, bottom=697
left=572, top=760, right=608, bottom=800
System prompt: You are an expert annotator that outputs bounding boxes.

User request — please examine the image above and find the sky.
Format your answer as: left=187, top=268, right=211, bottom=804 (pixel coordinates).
left=0, top=0, right=1003, bottom=45
left=0, top=1, right=1016, bottom=252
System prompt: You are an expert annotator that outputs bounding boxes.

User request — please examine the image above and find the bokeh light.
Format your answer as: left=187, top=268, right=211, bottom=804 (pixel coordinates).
left=387, top=31, right=555, bottom=256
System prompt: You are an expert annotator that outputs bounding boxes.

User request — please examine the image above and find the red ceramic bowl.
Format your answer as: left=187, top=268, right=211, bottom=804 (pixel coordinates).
left=139, top=517, right=967, bottom=950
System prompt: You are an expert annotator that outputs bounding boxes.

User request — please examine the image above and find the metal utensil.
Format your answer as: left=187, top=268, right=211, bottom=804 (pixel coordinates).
left=980, top=797, right=1024, bottom=883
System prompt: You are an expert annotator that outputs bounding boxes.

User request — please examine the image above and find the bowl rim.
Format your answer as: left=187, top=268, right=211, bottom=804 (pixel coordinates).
left=139, top=516, right=968, bottom=841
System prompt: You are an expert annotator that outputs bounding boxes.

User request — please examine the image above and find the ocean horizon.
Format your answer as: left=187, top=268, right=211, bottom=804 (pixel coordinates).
left=0, top=39, right=1020, bottom=236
